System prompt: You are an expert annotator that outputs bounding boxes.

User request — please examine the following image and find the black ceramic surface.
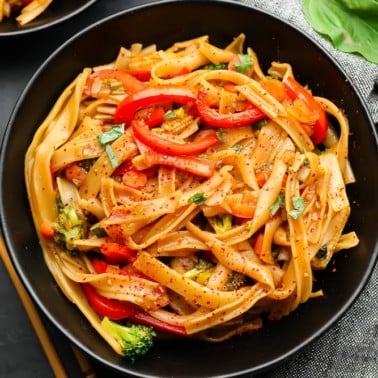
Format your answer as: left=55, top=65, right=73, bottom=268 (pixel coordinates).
left=0, top=0, right=96, bottom=36
left=1, top=1, right=377, bottom=377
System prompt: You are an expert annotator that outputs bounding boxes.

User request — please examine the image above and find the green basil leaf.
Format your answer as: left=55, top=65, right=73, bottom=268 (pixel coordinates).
left=303, top=0, right=378, bottom=64
left=270, top=193, right=285, bottom=216
left=188, top=192, right=206, bottom=205
left=338, top=0, right=378, bottom=12
left=105, top=144, right=118, bottom=168
left=234, top=54, right=252, bottom=75
left=230, top=144, right=243, bottom=152
left=203, top=63, right=228, bottom=70
left=289, top=197, right=305, bottom=219
left=216, top=130, right=225, bottom=142
left=97, top=124, right=124, bottom=145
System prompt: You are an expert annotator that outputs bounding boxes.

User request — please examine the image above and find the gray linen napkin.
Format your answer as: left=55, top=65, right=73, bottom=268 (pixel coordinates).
left=237, top=1, right=378, bottom=377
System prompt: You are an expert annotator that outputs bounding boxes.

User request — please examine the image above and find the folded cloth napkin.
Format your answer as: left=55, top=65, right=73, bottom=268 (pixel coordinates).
left=239, top=1, right=378, bottom=377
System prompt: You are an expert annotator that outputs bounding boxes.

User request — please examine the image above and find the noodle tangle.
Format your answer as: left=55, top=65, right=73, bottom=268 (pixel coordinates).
left=25, top=34, right=358, bottom=357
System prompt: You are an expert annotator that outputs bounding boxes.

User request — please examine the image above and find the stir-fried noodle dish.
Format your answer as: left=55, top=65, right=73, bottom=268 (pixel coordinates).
left=0, top=0, right=52, bottom=25
left=25, top=34, right=359, bottom=360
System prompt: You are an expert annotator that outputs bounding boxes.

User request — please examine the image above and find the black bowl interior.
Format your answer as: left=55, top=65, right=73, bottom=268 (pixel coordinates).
left=0, top=0, right=96, bottom=37
left=1, top=1, right=377, bottom=377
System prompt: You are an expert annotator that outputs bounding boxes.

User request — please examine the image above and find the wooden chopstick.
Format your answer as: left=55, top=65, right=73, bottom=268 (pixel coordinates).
left=0, top=235, right=96, bottom=377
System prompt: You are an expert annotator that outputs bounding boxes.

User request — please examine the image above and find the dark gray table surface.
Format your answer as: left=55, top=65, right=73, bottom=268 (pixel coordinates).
left=0, top=1, right=377, bottom=377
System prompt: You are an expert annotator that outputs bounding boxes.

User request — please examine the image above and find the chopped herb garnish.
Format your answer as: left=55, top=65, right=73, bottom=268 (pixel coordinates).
left=188, top=192, right=206, bottom=205
left=214, top=214, right=233, bottom=233
left=234, top=54, right=252, bottom=75
left=253, top=119, right=268, bottom=130
left=316, top=244, right=328, bottom=259
left=230, top=144, right=243, bottom=152
left=216, top=129, right=225, bottom=142
left=90, top=225, right=107, bottom=238
left=203, top=63, right=228, bottom=70
left=288, top=197, right=305, bottom=219
left=97, top=124, right=124, bottom=145
left=270, top=193, right=285, bottom=216
left=164, top=107, right=185, bottom=120
left=164, top=110, right=177, bottom=120
left=105, top=144, right=118, bottom=168
left=97, top=125, right=124, bottom=167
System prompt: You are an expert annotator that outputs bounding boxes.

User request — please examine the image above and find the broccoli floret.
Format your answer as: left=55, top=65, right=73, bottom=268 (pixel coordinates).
left=101, top=317, right=156, bottom=363
left=184, top=258, right=215, bottom=284
left=213, top=214, right=233, bottom=234
left=53, top=200, right=87, bottom=250
left=225, top=271, right=247, bottom=291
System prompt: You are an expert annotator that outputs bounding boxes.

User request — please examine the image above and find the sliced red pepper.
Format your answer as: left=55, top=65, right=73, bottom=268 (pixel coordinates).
left=142, top=146, right=216, bottom=178
left=131, top=120, right=219, bottom=156
left=132, top=311, right=187, bottom=335
left=113, top=160, right=156, bottom=179
left=196, top=89, right=266, bottom=128
left=114, top=87, right=196, bottom=124
left=82, top=282, right=137, bottom=319
left=100, top=242, right=137, bottom=265
left=283, top=76, right=328, bottom=144
left=81, top=283, right=186, bottom=335
left=134, top=106, right=166, bottom=127
left=92, top=258, right=108, bottom=274
left=92, top=257, right=148, bottom=279
left=85, top=69, right=146, bottom=98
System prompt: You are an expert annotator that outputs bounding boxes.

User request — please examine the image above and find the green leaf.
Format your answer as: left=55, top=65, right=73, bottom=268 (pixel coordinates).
left=105, top=144, right=118, bottom=168
left=303, top=0, right=378, bottom=64
left=97, top=124, right=124, bottom=145
left=234, top=54, right=252, bottom=75
left=216, top=130, right=225, bottom=142
left=288, top=197, right=305, bottom=219
left=230, top=144, right=243, bottom=152
left=188, top=192, right=206, bottom=205
left=270, top=193, right=285, bottom=216
left=338, top=0, right=378, bottom=12
left=203, top=63, right=228, bottom=70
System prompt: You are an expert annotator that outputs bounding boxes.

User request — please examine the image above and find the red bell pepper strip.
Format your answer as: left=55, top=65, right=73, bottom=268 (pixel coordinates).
left=85, top=69, right=146, bottom=97
left=196, top=89, right=266, bottom=128
left=283, top=76, right=328, bottom=144
left=142, top=146, right=216, bottom=178
left=81, top=283, right=187, bottom=335
left=82, top=282, right=137, bottom=319
left=114, top=87, right=196, bottom=124
left=131, top=120, right=219, bottom=156
left=100, top=242, right=137, bottom=265
left=131, top=311, right=187, bottom=335
left=92, top=258, right=108, bottom=274
left=134, top=106, right=166, bottom=127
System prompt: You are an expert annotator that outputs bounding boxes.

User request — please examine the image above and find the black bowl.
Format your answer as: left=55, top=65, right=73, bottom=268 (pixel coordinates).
left=0, top=0, right=96, bottom=37
left=1, top=1, right=377, bottom=377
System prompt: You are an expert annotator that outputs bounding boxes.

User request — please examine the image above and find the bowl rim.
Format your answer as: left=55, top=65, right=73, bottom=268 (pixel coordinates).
left=1, top=0, right=378, bottom=376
